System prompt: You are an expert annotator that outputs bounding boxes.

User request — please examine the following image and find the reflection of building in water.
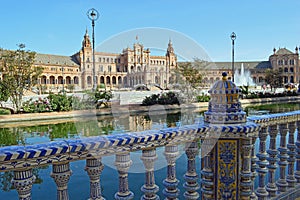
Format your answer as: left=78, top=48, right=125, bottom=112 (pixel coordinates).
left=129, top=115, right=152, bottom=132
left=108, top=115, right=152, bottom=132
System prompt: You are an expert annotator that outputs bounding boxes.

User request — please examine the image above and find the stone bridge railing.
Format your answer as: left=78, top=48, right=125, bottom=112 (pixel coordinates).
left=0, top=110, right=300, bottom=200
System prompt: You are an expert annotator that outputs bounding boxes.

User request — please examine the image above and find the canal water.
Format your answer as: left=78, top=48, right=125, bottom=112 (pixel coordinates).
left=0, top=102, right=299, bottom=199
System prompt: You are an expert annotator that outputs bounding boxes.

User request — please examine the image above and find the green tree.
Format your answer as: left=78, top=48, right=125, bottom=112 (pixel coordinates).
left=0, top=44, right=43, bottom=113
left=175, top=59, right=205, bottom=89
left=264, top=69, right=283, bottom=92
left=173, top=58, right=207, bottom=102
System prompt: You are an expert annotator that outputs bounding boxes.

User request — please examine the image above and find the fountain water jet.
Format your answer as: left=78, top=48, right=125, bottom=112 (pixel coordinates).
left=234, top=63, right=255, bottom=86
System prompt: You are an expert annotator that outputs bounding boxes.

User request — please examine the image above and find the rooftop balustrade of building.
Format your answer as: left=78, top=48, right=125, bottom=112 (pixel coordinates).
left=1, top=73, right=300, bottom=200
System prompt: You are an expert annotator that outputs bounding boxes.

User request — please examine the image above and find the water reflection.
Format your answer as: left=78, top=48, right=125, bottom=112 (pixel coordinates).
left=0, top=109, right=201, bottom=147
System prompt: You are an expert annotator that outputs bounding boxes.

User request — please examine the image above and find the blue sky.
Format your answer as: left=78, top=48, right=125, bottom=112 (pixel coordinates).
left=0, top=0, right=299, bottom=61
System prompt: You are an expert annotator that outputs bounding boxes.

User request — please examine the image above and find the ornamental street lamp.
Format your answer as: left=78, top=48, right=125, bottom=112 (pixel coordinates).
left=230, top=32, right=236, bottom=82
left=87, top=8, right=99, bottom=91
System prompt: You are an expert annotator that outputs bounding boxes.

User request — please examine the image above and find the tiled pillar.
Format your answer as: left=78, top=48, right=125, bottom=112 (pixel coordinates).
left=163, top=145, right=180, bottom=199
left=140, top=148, right=159, bottom=200
left=287, top=121, right=297, bottom=188
left=85, top=158, right=105, bottom=200
left=266, top=124, right=278, bottom=197
left=114, top=152, right=134, bottom=200
left=51, top=162, right=72, bottom=200
left=276, top=123, right=288, bottom=192
left=255, top=126, right=269, bottom=200
left=183, top=141, right=199, bottom=200
left=12, top=169, right=36, bottom=200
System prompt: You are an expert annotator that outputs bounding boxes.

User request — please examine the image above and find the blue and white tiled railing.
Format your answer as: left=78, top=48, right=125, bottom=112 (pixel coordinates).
left=1, top=110, right=300, bottom=200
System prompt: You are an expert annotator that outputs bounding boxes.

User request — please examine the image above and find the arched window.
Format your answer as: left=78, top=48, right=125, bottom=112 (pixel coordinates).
left=290, top=67, right=294, bottom=73
left=41, top=76, right=47, bottom=84
left=100, top=76, right=104, bottom=84
left=112, top=76, right=116, bottom=84
left=58, top=76, right=63, bottom=84
left=118, top=76, right=122, bottom=84
left=74, top=76, right=79, bottom=84
left=66, top=76, right=71, bottom=84
left=87, top=76, right=92, bottom=85
left=284, top=67, right=288, bottom=72
left=50, top=76, right=55, bottom=84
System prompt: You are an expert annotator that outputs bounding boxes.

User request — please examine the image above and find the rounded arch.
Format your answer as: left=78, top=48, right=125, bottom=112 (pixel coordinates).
left=106, top=76, right=110, bottom=84
left=118, top=76, right=122, bottom=84
left=58, top=76, right=63, bottom=84
left=74, top=76, right=79, bottom=84
left=87, top=76, right=92, bottom=85
left=66, top=76, right=71, bottom=84
left=100, top=76, right=105, bottom=84
left=41, top=75, right=47, bottom=84
left=112, top=76, right=116, bottom=84
left=50, top=76, right=55, bottom=84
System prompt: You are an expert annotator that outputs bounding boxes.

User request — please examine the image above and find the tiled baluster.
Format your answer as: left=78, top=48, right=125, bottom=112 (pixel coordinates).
left=85, top=158, right=105, bottom=200
left=51, top=162, right=72, bottom=200
left=183, top=141, right=199, bottom=200
left=240, top=139, right=253, bottom=199
left=295, top=120, right=300, bottom=182
left=276, top=123, right=289, bottom=192
left=255, top=126, right=269, bottom=199
left=12, top=169, right=36, bottom=200
left=250, top=136, right=258, bottom=200
left=287, top=121, right=297, bottom=188
left=140, top=148, right=159, bottom=200
left=266, top=124, right=278, bottom=197
left=163, top=145, right=179, bottom=199
left=114, top=152, right=134, bottom=200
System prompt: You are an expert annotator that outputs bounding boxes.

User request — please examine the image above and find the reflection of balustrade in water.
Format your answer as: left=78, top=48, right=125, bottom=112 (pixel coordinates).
left=0, top=110, right=300, bottom=199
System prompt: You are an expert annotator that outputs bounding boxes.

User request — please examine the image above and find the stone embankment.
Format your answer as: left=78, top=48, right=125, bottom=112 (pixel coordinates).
left=0, top=96, right=300, bottom=124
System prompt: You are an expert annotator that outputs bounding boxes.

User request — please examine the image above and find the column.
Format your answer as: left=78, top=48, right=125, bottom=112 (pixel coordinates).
left=266, top=124, right=278, bottom=197
left=12, top=169, right=36, bottom=200
left=287, top=121, right=296, bottom=187
left=114, top=152, right=134, bottom=200
left=183, top=141, right=199, bottom=200
left=250, top=136, right=258, bottom=200
left=276, top=123, right=288, bottom=192
left=255, top=126, right=269, bottom=199
left=51, top=162, right=72, bottom=200
left=85, top=158, right=105, bottom=200
left=140, top=148, right=159, bottom=200
left=163, top=145, right=180, bottom=200
left=240, top=139, right=253, bottom=199
left=201, top=139, right=214, bottom=200
left=295, top=120, right=300, bottom=182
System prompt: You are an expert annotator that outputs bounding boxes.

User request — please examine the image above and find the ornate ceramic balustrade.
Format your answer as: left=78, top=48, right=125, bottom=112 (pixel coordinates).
left=0, top=111, right=299, bottom=199
left=1, top=73, right=300, bottom=200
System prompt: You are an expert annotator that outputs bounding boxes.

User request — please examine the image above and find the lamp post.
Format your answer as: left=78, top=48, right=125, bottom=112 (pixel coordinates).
left=87, top=8, right=99, bottom=91
left=230, top=32, right=236, bottom=82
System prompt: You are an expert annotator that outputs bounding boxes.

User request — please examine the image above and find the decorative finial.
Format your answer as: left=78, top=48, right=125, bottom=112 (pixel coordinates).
left=273, top=47, right=276, bottom=54
left=222, top=72, right=227, bottom=81
left=296, top=46, right=298, bottom=53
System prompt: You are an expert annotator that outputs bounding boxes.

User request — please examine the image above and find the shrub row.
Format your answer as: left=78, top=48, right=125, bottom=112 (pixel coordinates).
left=21, top=91, right=113, bottom=113
left=142, top=92, right=180, bottom=106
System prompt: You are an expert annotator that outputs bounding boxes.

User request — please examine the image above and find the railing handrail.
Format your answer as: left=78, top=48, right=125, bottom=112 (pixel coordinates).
left=1, top=110, right=299, bottom=172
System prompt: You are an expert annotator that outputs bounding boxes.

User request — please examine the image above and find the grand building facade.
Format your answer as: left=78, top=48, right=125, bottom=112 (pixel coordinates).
left=3, top=30, right=299, bottom=91
left=34, top=30, right=177, bottom=92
